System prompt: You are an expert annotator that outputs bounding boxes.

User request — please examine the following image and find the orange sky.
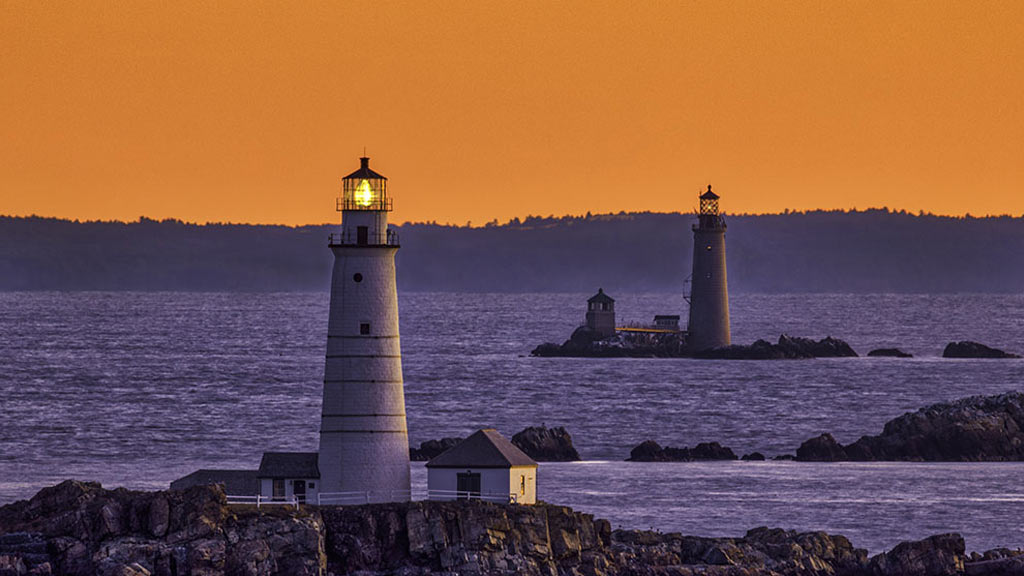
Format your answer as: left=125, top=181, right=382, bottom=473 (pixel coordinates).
left=2, top=1, right=1023, bottom=225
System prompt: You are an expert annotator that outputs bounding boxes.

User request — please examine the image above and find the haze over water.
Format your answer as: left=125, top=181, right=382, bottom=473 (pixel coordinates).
left=1, top=291, right=1023, bottom=553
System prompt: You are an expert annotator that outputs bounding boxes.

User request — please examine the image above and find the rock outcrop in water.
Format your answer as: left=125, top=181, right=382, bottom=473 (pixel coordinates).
left=511, top=425, right=581, bottom=461
left=409, top=437, right=463, bottom=461
left=0, top=480, right=1003, bottom=576
left=696, top=335, right=858, bottom=359
left=534, top=332, right=859, bottom=360
left=796, top=392, right=1024, bottom=462
left=411, top=426, right=581, bottom=462
left=943, top=341, right=1021, bottom=359
left=627, top=440, right=738, bottom=462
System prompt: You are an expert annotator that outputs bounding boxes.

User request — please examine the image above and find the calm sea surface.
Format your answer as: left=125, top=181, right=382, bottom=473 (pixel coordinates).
left=1, top=292, right=1023, bottom=553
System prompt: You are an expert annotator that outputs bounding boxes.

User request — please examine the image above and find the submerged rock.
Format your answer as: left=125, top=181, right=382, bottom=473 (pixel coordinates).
left=627, top=440, right=738, bottom=462
left=868, top=348, right=914, bottom=358
left=741, top=452, right=766, bottom=461
left=511, top=425, right=581, bottom=461
left=943, top=341, right=1021, bottom=359
left=797, top=392, right=1024, bottom=461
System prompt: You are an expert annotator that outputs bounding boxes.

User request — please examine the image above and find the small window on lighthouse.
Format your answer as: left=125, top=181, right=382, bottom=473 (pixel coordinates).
left=705, top=244, right=712, bottom=251
left=360, top=323, right=370, bottom=335
left=353, top=273, right=363, bottom=283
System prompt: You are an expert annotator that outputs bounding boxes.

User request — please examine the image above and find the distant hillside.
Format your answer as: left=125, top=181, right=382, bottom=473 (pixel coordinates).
left=1, top=211, right=1023, bottom=293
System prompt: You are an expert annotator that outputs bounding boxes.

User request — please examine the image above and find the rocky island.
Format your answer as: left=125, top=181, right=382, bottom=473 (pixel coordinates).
left=3, top=480, right=1022, bottom=576
left=532, top=331, right=859, bottom=360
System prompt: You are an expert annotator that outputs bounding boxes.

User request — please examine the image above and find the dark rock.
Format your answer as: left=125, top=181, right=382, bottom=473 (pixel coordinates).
left=511, top=425, right=581, bottom=461
left=411, top=426, right=582, bottom=462
left=531, top=325, right=686, bottom=358
left=966, top=549, right=1024, bottom=576
left=773, top=454, right=796, bottom=461
left=943, top=341, right=1021, bottom=359
left=868, top=533, right=965, bottom=575
left=0, top=480, right=992, bottom=576
left=697, top=338, right=808, bottom=359
left=778, top=334, right=858, bottom=357
left=800, top=392, right=1024, bottom=462
left=698, top=335, right=858, bottom=360
left=741, top=452, right=766, bottom=461
left=796, top=433, right=849, bottom=462
left=409, top=437, right=463, bottom=461
left=627, top=440, right=738, bottom=462
left=868, top=348, right=913, bottom=358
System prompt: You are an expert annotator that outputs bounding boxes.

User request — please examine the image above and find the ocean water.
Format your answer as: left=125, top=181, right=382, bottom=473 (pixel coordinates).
left=1, top=291, right=1023, bottom=553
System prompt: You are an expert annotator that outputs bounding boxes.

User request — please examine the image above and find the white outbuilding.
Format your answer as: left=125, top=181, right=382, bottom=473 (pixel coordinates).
left=426, top=429, right=538, bottom=504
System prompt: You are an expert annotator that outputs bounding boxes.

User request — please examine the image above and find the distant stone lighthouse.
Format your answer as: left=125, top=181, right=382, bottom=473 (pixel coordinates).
left=687, top=185, right=731, bottom=351
left=318, top=156, right=410, bottom=501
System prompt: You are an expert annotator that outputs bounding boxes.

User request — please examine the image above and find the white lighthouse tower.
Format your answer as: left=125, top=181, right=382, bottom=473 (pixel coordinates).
left=687, top=185, right=731, bottom=351
left=318, top=156, right=410, bottom=502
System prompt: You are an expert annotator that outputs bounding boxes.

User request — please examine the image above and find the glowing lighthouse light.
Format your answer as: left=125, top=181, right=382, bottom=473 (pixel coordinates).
left=354, top=179, right=375, bottom=207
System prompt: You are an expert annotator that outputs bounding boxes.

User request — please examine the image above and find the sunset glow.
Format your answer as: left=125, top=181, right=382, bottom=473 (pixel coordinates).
left=2, top=1, right=1022, bottom=225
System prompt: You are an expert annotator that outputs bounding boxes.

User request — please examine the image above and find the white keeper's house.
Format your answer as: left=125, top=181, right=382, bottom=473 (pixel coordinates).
left=426, top=429, right=538, bottom=504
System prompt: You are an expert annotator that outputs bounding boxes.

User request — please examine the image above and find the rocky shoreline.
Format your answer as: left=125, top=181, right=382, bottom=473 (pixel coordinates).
left=2, top=480, right=1022, bottom=576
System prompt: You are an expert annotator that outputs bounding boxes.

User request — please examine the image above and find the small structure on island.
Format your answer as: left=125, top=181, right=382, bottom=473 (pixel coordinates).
left=654, top=315, right=680, bottom=331
left=426, top=429, right=538, bottom=504
left=687, top=185, right=731, bottom=351
left=256, top=452, right=319, bottom=504
left=585, top=288, right=616, bottom=339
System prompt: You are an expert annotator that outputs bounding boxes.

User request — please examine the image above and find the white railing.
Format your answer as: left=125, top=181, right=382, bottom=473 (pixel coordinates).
left=226, top=494, right=300, bottom=509
left=230, top=490, right=523, bottom=508
left=316, top=489, right=520, bottom=506
left=426, top=490, right=519, bottom=504
left=317, top=489, right=413, bottom=505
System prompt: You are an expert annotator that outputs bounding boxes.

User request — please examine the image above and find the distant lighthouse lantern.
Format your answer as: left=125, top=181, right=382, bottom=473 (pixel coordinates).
left=340, top=156, right=391, bottom=212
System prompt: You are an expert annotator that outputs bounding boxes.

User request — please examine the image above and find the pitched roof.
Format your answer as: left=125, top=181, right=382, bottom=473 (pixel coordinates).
left=700, top=185, right=719, bottom=200
left=426, top=429, right=538, bottom=468
left=257, top=452, right=320, bottom=479
left=170, top=469, right=259, bottom=495
left=343, top=157, right=387, bottom=181
left=587, top=288, right=615, bottom=304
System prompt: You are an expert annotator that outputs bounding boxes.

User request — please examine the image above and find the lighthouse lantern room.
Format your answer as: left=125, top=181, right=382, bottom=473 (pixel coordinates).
left=331, top=157, right=396, bottom=247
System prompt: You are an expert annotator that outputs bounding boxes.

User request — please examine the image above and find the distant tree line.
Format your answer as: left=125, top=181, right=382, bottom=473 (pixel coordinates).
left=1, top=210, right=1022, bottom=293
